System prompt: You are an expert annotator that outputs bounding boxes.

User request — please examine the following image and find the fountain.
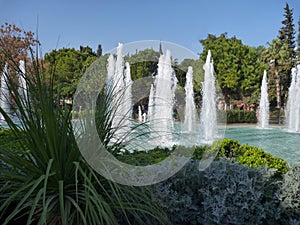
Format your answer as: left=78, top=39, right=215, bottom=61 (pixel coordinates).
left=149, top=50, right=177, bottom=146
left=286, top=65, right=300, bottom=132
left=122, top=62, right=133, bottom=139
left=183, top=66, right=197, bottom=132
left=104, top=44, right=221, bottom=149
left=106, top=54, right=116, bottom=93
left=257, top=70, right=269, bottom=129
left=138, top=106, right=143, bottom=122
left=18, top=60, right=28, bottom=103
left=199, top=50, right=217, bottom=143
left=107, top=43, right=133, bottom=142
left=147, top=84, right=154, bottom=123
left=0, top=63, right=10, bottom=121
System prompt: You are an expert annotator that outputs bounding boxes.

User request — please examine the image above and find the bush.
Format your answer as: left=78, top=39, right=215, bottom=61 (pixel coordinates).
left=215, top=138, right=242, bottom=159
left=153, top=159, right=282, bottom=225
left=212, top=138, right=288, bottom=176
left=0, top=129, right=23, bottom=152
left=116, top=138, right=289, bottom=176
left=116, top=146, right=173, bottom=166
left=226, top=110, right=257, bottom=123
left=279, top=166, right=300, bottom=223
left=238, top=144, right=289, bottom=176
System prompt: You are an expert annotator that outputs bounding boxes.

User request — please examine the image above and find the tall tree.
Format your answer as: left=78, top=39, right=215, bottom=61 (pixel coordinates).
left=261, top=38, right=290, bottom=123
left=97, top=44, right=102, bottom=57
left=278, top=3, right=296, bottom=97
left=298, top=16, right=300, bottom=62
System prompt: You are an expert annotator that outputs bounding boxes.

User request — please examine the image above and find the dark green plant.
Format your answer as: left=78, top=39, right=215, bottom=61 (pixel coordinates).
left=116, top=146, right=173, bottom=166
left=215, top=138, right=242, bottom=159
left=0, top=46, right=169, bottom=225
left=226, top=110, right=257, bottom=123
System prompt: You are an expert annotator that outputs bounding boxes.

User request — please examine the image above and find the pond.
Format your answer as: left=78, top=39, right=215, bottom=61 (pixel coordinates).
left=224, top=125, right=300, bottom=165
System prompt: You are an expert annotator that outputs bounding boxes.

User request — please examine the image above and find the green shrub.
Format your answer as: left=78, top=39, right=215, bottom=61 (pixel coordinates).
left=116, top=146, right=173, bottom=166
left=226, top=110, right=257, bottom=123
left=116, top=138, right=289, bottom=176
left=215, top=138, right=242, bottom=159
left=238, top=144, right=289, bottom=176
left=192, top=145, right=207, bottom=160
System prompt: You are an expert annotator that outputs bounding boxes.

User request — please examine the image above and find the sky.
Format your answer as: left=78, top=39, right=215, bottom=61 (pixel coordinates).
left=1, top=0, right=300, bottom=57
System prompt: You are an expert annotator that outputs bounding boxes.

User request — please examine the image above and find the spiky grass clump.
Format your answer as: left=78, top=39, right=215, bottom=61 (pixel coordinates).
left=0, top=47, right=169, bottom=225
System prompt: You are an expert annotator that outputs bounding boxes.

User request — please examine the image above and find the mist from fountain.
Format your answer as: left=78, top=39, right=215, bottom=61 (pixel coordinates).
left=183, top=66, right=197, bottom=132
left=258, top=70, right=269, bottom=129
left=286, top=65, right=300, bottom=133
left=199, top=50, right=217, bottom=143
left=0, top=63, right=10, bottom=121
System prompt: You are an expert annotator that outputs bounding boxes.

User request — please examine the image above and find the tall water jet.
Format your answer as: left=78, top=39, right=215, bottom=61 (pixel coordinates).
left=150, top=50, right=176, bottom=146
left=0, top=63, right=10, bottom=121
left=18, top=60, right=28, bottom=102
left=183, top=66, right=197, bottom=132
left=107, top=43, right=133, bottom=142
left=199, top=50, right=217, bottom=143
left=106, top=54, right=116, bottom=92
left=138, top=106, right=143, bottom=122
left=258, top=70, right=269, bottom=129
left=286, top=66, right=300, bottom=132
left=147, top=84, right=155, bottom=123
left=122, top=62, right=133, bottom=138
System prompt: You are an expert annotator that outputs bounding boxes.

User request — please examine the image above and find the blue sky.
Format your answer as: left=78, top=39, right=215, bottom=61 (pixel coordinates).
left=1, top=0, right=300, bottom=56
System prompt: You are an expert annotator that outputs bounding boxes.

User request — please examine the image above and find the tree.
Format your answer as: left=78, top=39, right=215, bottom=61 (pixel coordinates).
left=278, top=3, right=296, bottom=96
left=125, top=48, right=160, bottom=80
left=97, top=44, right=102, bottom=57
left=261, top=38, right=290, bottom=125
left=298, top=16, right=300, bottom=62
left=200, top=33, right=265, bottom=105
left=44, top=47, right=98, bottom=99
left=0, top=22, right=38, bottom=71
left=159, top=42, right=163, bottom=55
left=240, top=46, right=267, bottom=103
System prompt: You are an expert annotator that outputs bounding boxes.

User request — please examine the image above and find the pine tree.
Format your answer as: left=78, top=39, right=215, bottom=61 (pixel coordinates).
left=97, top=44, right=102, bottom=57
left=298, top=16, right=300, bottom=63
left=279, top=3, right=296, bottom=62
left=159, top=42, right=163, bottom=55
left=277, top=3, right=296, bottom=102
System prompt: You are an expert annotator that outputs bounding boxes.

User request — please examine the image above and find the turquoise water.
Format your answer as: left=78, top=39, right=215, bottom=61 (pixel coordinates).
left=224, top=126, right=300, bottom=165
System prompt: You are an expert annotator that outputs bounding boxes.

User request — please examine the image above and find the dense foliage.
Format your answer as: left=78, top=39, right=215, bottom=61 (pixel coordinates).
left=113, top=137, right=288, bottom=177
left=224, top=110, right=257, bottom=123
left=153, top=159, right=299, bottom=225
left=200, top=33, right=266, bottom=104
left=0, top=46, right=169, bottom=225
left=192, top=138, right=288, bottom=176
left=44, top=46, right=98, bottom=99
